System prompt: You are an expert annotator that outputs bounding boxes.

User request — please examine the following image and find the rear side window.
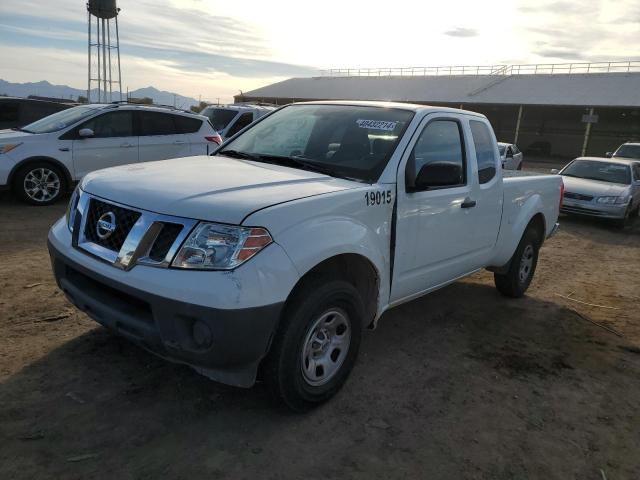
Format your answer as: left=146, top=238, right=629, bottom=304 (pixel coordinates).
left=138, top=111, right=177, bottom=136
left=80, top=111, right=134, bottom=138
left=201, top=107, right=238, bottom=132
left=174, top=115, right=202, bottom=133
left=0, top=102, right=20, bottom=122
left=469, top=120, right=497, bottom=184
left=226, top=112, right=253, bottom=137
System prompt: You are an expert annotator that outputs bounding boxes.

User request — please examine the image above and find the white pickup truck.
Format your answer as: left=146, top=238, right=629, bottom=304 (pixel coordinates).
left=48, top=101, right=562, bottom=411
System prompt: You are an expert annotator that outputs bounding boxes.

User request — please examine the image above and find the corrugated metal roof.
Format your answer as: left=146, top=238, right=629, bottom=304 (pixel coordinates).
left=242, top=73, right=640, bottom=107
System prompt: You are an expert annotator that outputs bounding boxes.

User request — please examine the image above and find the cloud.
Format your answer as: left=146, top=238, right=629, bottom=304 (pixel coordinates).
left=444, top=27, right=478, bottom=38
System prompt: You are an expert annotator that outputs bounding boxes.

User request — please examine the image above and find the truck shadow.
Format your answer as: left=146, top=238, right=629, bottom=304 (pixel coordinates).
left=1, top=281, right=639, bottom=479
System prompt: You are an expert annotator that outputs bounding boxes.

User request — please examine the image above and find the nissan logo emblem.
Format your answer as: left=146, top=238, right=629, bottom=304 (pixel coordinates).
left=96, top=212, right=116, bottom=240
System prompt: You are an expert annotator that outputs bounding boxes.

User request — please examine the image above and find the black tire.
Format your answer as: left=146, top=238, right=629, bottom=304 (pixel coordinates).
left=494, top=227, right=541, bottom=298
left=13, top=162, right=66, bottom=206
left=263, top=278, right=364, bottom=412
left=614, top=205, right=633, bottom=229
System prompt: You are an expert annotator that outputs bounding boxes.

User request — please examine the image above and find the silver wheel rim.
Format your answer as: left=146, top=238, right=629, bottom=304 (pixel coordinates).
left=300, top=308, right=351, bottom=387
left=519, top=244, right=534, bottom=283
left=24, top=167, right=61, bottom=202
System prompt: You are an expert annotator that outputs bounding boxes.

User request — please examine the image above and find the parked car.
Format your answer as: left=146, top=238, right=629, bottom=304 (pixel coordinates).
left=0, top=103, right=222, bottom=205
left=498, top=142, right=524, bottom=170
left=0, top=97, right=75, bottom=130
left=606, top=142, right=640, bottom=160
left=48, top=101, right=562, bottom=411
left=553, top=157, right=640, bottom=227
left=200, top=103, right=275, bottom=141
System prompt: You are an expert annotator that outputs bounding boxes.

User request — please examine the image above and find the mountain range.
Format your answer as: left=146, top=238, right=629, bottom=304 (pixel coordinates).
left=0, top=79, right=200, bottom=109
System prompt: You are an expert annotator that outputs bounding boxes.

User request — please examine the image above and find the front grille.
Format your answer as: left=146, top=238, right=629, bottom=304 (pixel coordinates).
left=564, top=192, right=593, bottom=201
left=84, top=198, right=141, bottom=252
left=148, top=223, right=184, bottom=262
left=561, top=205, right=604, bottom=215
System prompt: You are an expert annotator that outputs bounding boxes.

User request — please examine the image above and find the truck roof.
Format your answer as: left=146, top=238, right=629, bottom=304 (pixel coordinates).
left=294, top=100, right=487, bottom=118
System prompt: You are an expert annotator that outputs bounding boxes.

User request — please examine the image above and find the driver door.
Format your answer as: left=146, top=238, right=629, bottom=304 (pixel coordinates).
left=72, top=110, right=138, bottom=178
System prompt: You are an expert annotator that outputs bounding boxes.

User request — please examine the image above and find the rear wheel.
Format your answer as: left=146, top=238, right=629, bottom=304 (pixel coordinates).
left=494, top=228, right=541, bottom=298
left=13, top=162, right=66, bottom=205
left=263, top=278, right=363, bottom=412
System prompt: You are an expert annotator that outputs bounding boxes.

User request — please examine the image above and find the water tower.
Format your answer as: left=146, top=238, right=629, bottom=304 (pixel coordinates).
left=87, top=0, right=122, bottom=103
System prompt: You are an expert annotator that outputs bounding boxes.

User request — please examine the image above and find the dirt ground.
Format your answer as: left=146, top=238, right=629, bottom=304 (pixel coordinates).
left=1, top=166, right=639, bottom=479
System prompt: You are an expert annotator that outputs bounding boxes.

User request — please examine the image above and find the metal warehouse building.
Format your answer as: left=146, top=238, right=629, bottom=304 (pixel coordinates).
left=236, top=62, right=640, bottom=159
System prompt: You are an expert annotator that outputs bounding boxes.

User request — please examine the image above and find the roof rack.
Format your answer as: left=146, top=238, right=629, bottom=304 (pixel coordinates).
left=109, top=100, right=195, bottom=115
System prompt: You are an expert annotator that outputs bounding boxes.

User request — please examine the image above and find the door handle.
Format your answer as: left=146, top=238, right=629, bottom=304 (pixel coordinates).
left=461, top=197, right=477, bottom=209
left=120, top=143, right=133, bottom=148
left=59, top=147, right=70, bottom=152
left=173, top=140, right=186, bottom=145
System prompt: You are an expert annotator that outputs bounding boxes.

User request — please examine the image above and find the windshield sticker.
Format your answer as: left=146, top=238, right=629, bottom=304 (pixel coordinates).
left=356, top=119, right=397, bottom=131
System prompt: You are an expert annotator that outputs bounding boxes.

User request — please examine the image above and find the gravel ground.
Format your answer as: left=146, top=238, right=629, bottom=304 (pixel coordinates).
left=1, top=164, right=639, bottom=479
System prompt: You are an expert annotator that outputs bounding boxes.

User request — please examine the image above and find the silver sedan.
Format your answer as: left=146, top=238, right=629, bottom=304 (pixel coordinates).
left=554, top=157, right=640, bottom=227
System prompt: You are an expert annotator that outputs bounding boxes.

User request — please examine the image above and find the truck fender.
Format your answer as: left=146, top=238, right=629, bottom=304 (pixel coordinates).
left=273, top=215, right=389, bottom=320
left=489, top=193, right=546, bottom=269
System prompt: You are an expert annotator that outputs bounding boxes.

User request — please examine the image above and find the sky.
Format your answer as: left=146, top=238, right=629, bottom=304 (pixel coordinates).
left=0, top=0, right=638, bottom=103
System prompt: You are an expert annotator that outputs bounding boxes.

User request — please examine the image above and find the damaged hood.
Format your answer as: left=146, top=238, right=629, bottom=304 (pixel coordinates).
left=81, top=155, right=360, bottom=224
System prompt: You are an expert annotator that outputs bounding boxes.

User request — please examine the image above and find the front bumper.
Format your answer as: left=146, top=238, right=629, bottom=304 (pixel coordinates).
left=48, top=219, right=299, bottom=387
left=561, top=199, right=628, bottom=219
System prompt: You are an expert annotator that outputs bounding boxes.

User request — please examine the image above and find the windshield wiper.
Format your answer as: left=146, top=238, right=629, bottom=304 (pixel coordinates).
left=253, top=154, right=360, bottom=181
left=218, top=149, right=259, bottom=161
left=11, top=127, right=32, bottom=133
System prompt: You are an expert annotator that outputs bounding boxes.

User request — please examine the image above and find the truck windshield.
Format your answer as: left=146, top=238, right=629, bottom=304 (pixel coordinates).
left=562, top=160, right=631, bottom=185
left=21, top=105, right=104, bottom=134
left=217, top=104, right=414, bottom=183
left=200, top=107, right=238, bottom=132
left=614, top=144, right=640, bottom=160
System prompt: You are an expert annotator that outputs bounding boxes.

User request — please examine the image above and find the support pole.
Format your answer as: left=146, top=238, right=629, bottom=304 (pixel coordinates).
left=107, top=19, right=112, bottom=102
left=87, top=9, right=91, bottom=103
left=101, top=18, right=107, bottom=102
left=115, top=15, right=122, bottom=101
left=514, top=105, right=523, bottom=144
left=96, top=16, right=101, bottom=103
left=581, top=107, right=594, bottom=156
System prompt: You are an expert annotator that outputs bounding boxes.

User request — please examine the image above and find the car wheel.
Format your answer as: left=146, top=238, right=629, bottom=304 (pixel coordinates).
left=614, top=205, right=633, bottom=229
left=13, top=162, right=66, bottom=206
left=263, top=278, right=364, bottom=412
left=494, top=227, right=541, bottom=298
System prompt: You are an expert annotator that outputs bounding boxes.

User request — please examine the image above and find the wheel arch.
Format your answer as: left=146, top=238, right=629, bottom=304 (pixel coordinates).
left=8, top=156, right=74, bottom=192
left=283, top=253, right=380, bottom=330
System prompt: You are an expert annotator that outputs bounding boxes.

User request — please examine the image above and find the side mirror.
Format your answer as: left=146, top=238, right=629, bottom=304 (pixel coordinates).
left=605, top=152, right=613, bottom=158
left=412, top=162, right=463, bottom=190
left=78, top=128, right=94, bottom=138
left=550, top=168, right=559, bottom=174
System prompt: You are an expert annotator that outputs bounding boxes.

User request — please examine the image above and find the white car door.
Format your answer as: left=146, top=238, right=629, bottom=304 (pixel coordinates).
left=391, top=115, right=480, bottom=302
left=71, top=110, right=138, bottom=178
left=137, top=111, right=191, bottom=161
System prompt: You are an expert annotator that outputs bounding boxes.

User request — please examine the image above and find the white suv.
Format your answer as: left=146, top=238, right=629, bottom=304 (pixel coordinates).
left=0, top=103, right=222, bottom=205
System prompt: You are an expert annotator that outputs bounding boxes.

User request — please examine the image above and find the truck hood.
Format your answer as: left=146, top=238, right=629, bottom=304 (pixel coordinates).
left=81, top=155, right=361, bottom=224
left=561, top=176, right=629, bottom=197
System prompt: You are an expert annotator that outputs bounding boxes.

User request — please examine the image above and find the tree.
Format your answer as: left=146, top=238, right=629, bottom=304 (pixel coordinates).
left=77, top=95, right=88, bottom=104
left=190, top=101, right=208, bottom=113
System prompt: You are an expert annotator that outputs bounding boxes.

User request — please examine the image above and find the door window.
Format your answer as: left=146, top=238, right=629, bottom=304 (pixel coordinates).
left=174, top=115, right=202, bottom=133
left=0, top=102, right=20, bottom=122
left=512, top=144, right=520, bottom=154
left=138, top=111, right=177, bottom=136
left=226, top=112, right=254, bottom=137
left=79, top=111, right=134, bottom=138
left=406, top=119, right=465, bottom=191
left=469, top=120, right=497, bottom=184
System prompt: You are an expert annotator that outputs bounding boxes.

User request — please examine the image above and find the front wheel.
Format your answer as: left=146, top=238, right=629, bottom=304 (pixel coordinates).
left=13, top=162, right=66, bottom=205
left=263, top=279, right=364, bottom=412
left=494, top=228, right=540, bottom=298
left=614, top=205, right=634, bottom=229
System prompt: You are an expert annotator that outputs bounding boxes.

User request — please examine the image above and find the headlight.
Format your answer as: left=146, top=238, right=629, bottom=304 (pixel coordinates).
left=66, top=186, right=80, bottom=232
left=172, top=222, right=272, bottom=270
left=596, top=196, right=628, bottom=205
left=0, top=143, right=22, bottom=154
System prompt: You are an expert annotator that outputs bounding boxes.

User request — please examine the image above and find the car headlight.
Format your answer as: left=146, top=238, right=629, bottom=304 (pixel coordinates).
left=0, top=143, right=22, bottom=154
left=66, top=186, right=81, bottom=232
left=597, top=196, right=628, bottom=205
left=172, top=222, right=272, bottom=270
